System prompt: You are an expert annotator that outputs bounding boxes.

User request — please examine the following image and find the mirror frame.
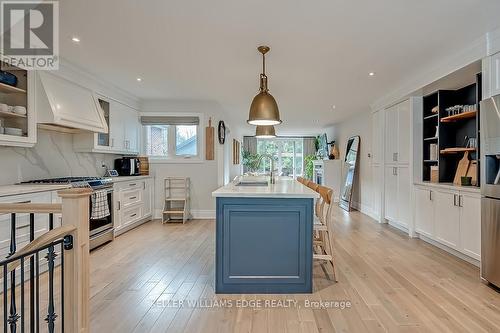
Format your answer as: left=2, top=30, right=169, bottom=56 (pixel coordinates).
left=339, top=135, right=360, bottom=212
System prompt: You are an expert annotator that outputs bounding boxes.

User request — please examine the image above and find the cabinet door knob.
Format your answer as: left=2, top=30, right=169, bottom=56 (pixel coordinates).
left=453, top=194, right=457, bottom=206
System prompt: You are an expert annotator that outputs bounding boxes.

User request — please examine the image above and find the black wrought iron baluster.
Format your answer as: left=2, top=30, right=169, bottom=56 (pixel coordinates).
left=60, top=243, right=65, bottom=333
left=8, top=213, right=20, bottom=333
left=44, top=245, right=57, bottom=333
left=49, top=213, right=53, bottom=231
left=20, top=257, right=25, bottom=333
left=29, top=213, right=35, bottom=332
left=3, top=264, right=7, bottom=333
left=35, top=253, right=40, bottom=333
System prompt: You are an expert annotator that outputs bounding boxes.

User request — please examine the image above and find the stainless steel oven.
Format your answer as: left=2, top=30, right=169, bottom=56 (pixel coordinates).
left=89, top=186, right=114, bottom=250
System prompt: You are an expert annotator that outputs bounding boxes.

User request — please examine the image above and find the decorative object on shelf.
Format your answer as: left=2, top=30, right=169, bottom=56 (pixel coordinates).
left=0, top=70, right=17, bottom=87
left=430, top=143, right=438, bottom=161
left=232, top=139, right=240, bottom=164
left=247, top=46, right=282, bottom=126
left=217, top=120, right=226, bottom=144
left=205, top=117, right=215, bottom=160
left=430, top=166, right=439, bottom=183
left=434, top=125, right=439, bottom=138
left=461, top=176, right=472, bottom=186
left=466, top=160, right=478, bottom=186
left=316, top=134, right=329, bottom=159
left=453, top=151, right=471, bottom=185
left=431, top=106, right=439, bottom=114
left=467, top=137, right=477, bottom=149
left=255, top=125, right=276, bottom=138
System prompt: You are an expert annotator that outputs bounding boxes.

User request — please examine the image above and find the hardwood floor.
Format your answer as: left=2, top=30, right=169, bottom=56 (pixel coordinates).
left=88, top=207, right=500, bottom=332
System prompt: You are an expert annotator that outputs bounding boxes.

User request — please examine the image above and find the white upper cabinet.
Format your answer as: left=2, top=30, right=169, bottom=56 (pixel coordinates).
left=492, top=52, right=500, bottom=97
left=371, top=110, right=384, bottom=165
left=397, top=100, right=411, bottom=165
left=74, top=97, right=140, bottom=154
left=384, top=105, right=398, bottom=164
left=36, top=72, right=108, bottom=133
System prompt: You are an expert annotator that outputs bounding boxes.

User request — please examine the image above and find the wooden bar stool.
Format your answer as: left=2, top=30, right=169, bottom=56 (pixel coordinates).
left=313, top=185, right=338, bottom=282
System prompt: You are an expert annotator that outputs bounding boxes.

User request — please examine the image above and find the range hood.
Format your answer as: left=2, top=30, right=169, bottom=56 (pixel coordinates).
left=36, top=72, right=108, bottom=133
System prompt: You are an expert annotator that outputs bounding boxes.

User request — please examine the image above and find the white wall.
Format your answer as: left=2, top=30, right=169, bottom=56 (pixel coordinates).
left=140, top=99, right=237, bottom=218
left=328, top=111, right=374, bottom=215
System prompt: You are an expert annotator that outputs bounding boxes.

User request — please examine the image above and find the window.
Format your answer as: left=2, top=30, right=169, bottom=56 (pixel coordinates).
left=256, top=138, right=304, bottom=178
left=141, top=115, right=200, bottom=159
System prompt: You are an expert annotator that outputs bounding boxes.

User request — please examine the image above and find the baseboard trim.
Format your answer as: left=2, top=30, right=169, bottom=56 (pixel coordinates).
left=418, top=234, right=480, bottom=267
left=154, top=209, right=215, bottom=220
left=351, top=201, right=380, bottom=222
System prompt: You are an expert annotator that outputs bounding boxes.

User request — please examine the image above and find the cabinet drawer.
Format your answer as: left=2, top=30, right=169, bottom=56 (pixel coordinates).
left=120, top=205, right=143, bottom=226
left=120, top=188, right=142, bottom=208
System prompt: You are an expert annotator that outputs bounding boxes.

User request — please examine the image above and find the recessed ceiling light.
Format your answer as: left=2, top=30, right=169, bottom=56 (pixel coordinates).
left=369, top=72, right=375, bottom=76
left=71, top=36, right=80, bottom=43
left=332, top=105, right=336, bottom=110
left=136, top=77, right=142, bottom=82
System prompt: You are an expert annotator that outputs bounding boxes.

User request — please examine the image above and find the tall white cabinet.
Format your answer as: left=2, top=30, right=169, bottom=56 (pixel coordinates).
left=370, top=109, right=384, bottom=221
left=383, top=99, right=412, bottom=231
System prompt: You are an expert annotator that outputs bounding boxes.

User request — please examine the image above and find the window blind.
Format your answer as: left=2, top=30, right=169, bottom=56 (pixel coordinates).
left=140, top=116, right=199, bottom=125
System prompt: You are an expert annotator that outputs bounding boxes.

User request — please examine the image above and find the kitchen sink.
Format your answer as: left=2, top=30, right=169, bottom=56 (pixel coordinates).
left=235, top=181, right=269, bottom=186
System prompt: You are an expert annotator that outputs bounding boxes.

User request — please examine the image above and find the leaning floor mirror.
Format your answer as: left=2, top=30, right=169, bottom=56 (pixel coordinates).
left=339, top=136, right=360, bottom=212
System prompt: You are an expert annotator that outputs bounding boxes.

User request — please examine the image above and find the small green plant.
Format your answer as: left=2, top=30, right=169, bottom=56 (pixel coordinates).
left=242, top=150, right=261, bottom=172
left=304, top=154, right=316, bottom=180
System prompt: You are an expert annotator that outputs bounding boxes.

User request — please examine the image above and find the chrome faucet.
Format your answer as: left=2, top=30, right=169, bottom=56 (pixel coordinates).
left=257, top=154, right=277, bottom=184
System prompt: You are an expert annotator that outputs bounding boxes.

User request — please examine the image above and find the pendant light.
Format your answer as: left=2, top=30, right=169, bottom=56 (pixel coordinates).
left=247, top=46, right=282, bottom=126
left=255, top=125, right=276, bottom=138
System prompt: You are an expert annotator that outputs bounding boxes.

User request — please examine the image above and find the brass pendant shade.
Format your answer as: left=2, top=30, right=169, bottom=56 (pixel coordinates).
left=247, top=46, right=282, bottom=126
left=255, top=125, right=276, bottom=138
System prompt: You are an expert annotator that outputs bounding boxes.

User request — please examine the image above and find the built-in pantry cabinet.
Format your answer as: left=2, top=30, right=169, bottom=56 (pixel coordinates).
left=383, top=99, right=412, bottom=230
left=73, top=96, right=140, bottom=155
left=414, top=185, right=481, bottom=262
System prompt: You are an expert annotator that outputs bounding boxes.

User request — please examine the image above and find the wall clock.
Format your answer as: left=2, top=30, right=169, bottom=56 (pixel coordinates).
left=218, top=120, right=226, bottom=144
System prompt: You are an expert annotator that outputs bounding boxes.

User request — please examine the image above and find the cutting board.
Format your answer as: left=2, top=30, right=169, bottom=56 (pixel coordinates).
left=453, top=151, right=470, bottom=185
left=205, top=117, right=214, bottom=160
left=466, top=160, right=478, bottom=186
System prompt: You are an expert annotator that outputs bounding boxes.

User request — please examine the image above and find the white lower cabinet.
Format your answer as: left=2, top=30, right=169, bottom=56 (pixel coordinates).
left=434, top=190, right=460, bottom=250
left=414, top=187, right=434, bottom=238
left=113, top=178, right=153, bottom=235
left=459, top=193, right=481, bottom=260
left=384, top=166, right=411, bottom=229
left=384, top=166, right=398, bottom=222
left=414, top=185, right=481, bottom=262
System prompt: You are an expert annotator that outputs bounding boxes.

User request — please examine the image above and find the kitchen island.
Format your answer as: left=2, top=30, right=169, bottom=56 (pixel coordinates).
left=212, top=178, right=318, bottom=293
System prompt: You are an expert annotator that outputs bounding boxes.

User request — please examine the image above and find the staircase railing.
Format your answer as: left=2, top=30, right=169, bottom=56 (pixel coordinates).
left=0, top=188, right=92, bottom=333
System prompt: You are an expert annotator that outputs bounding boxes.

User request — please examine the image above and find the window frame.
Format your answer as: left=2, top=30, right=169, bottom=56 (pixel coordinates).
left=255, top=137, right=304, bottom=178
left=140, top=112, right=204, bottom=164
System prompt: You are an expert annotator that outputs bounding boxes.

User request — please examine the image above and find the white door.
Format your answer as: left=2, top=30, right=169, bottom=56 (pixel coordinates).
left=384, top=166, right=398, bottom=222
left=396, top=166, right=411, bottom=228
left=492, top=52, right=500, bottom=96
left=397, top=100, right=411, bottom=165
left=384, top=105, right=398, bottom=165
left=459, top=193, right=481, bottom=260
left=415, top=187, right=434, bottom=238
left=123, top=106, right=139, bottom=153
left=434, top=190, right=460, bottom=250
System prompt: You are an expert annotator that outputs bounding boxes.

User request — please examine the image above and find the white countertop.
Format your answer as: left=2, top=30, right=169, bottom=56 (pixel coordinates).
left=212, top=177, right=319, bottom=198
left=414, top=181, right=481, bottom=194
left=0, top=184, right=72, bottom=197
left=110, top=175, right=152, bottom=183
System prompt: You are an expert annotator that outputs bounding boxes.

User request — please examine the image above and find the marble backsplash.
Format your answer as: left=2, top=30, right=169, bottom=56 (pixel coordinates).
left=0, top=129, right=120, bottom=185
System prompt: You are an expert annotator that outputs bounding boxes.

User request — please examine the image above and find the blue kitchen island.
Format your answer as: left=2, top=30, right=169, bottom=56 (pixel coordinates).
left=212, top=178, right=318, bottom=294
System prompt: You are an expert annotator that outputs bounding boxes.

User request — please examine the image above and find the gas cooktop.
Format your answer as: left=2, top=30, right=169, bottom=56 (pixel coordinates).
left=22, top=177, right=113, bottom=189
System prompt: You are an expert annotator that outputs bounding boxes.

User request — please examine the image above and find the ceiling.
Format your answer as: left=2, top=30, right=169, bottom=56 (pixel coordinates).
left=59, top=0, right=500, bottom=135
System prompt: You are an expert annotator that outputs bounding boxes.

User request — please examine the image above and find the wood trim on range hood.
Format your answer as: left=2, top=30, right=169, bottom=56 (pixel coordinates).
left=35, top=72, right=109, bottom=133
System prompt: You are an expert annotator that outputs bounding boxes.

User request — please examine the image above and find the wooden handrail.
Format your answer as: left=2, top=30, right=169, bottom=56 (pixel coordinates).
left=0, top=225, right=76, bottom=278
left=0, top=203, right=62, bottom=214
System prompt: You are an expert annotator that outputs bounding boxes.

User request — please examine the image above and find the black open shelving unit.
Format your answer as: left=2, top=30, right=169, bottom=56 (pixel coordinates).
left=422, top=73, right=482, bottom=185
